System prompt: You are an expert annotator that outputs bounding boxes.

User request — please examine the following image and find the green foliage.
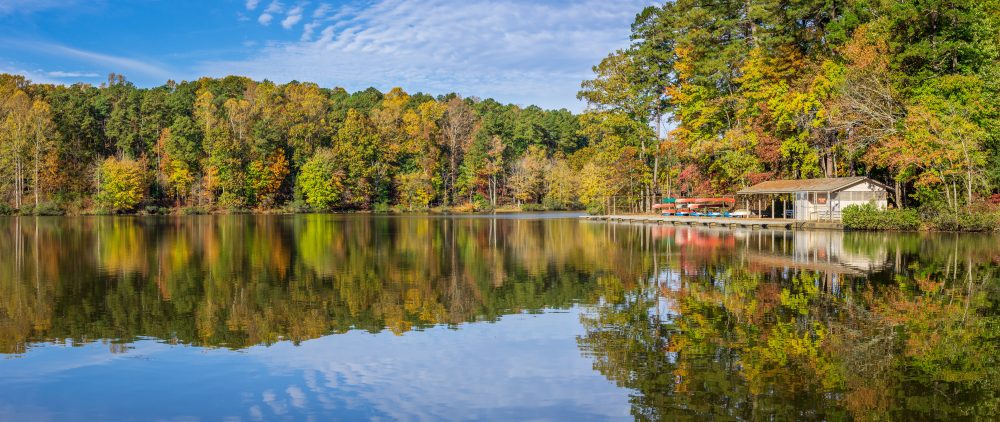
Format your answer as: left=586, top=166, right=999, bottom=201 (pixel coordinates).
left=180, top=205, right=209, bottom=215
left=0, top=203, right=13, bottom=215
left=21, top=202, right=64, bottom=216
left=2, top=73, right=592, bottom=213
left=296, top=148, right=344, bottom=211
left=577, top=0, right=1000, bottom=207
left=842, top=203, right=921, bottom=231
left=929, top=211, right=1000, bottom=232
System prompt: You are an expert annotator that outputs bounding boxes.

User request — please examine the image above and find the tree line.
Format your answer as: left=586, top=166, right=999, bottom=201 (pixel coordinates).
left=579, top=0, right=1000, bottom=213
left=0, top=73, right=599, bottom=214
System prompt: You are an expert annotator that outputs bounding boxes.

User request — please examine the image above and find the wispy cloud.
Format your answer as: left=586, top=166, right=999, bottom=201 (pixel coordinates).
left=10, top=40, right=171, bottom=80
left=246, top=0, right=260, bottom=10
left=0, top=66, right=58, bottom=84
left=312, top=3, right=331, bottom=19
left=0, top=0, right=80, bottom=15
left=205, top=0, right=653, bottom=109
left=301, top=22, right=318, bottom=41
left=47, top=43, right=170, bottom=79
left=257, top=0, right=284, bottom=26
left=47, top=70, right=100, bottom=78
left=281, top=5, right=304, bottom=29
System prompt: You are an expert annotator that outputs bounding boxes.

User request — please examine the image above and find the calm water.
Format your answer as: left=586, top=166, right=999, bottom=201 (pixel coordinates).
left=0, top=215, right=997, bottom=420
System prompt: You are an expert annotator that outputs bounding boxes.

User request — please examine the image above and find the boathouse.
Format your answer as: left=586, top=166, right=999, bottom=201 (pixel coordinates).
left=737, top=177, right=890, bottom=221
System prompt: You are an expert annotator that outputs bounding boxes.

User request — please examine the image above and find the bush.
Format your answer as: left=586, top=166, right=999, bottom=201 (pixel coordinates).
left=373, top=201, right=392, bottom=214
left=180, top=205, right=209, bottom=215
left=842, top=203, right=921, bottom=231
left=520, top=203, right=546, bottom=212
left=0, top=203, right=14, bottom=215
left=33, top=202, right=65, bottom=216
left=143, top=205, right=168, bottom=215
left=282, top=199, right=311, bottom=214
left=451, top=202, right=476, bottom=213
left=929, top=211, right=1000, bottom=232
left=586, top=202, right=606, bottom=215
left=542, top=196, right=566, bottom=211
left=17, top=203, right=65, bottom=216
left=472, top=195, right=494, bottom=213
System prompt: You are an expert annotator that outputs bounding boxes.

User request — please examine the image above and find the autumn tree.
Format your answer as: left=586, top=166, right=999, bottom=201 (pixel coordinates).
left=96, top=156, right=146, bottom=212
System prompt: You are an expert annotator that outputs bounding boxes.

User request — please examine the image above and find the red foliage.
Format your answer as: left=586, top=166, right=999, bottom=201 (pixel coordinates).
left=676, top=164, right=713, bottom=196
left=753, top=127, right=782, bottom=167
left=748, top=171, right=775, bottom=186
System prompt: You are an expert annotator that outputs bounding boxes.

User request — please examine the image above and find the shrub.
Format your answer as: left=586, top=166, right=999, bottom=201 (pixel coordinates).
left=472, top=194, right=494, bottom=213
left=143, top=205, right=168, bottom=215
left=0, top=203, right=15, bottom=215
left=282, top=199, right=311, bottom=214
left=451, top=202, right=476, bottom=213
left=32, top=202, right=65, bottom=216
left=18, top=203, right=64, bottom=216
left=842, top=203, right=921, bottom=231
left=520, top=203, right=546, bottom=212
left=373, top=201, right=392, bottom=214
left=929, top=211, right=1000, bottom=232
left=180, top=205, right=209, bottom=215
left=586, top=202, right=606, bottom=215
left=542, top=196, right=567, bottom=211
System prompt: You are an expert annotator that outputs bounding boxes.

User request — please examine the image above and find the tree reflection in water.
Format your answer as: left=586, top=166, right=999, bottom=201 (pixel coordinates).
left=1, top=217, right=997, bottom=420
left=578, top=224, right=1000, bottom=420
left=0, top=215, right=619, bottom=354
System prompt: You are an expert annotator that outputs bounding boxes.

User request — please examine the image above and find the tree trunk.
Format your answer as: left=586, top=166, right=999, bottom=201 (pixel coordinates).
left=34, top=134, right=40, bottom=208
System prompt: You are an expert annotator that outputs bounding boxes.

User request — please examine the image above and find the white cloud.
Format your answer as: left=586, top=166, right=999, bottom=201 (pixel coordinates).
left=45, top=43, right=170, bottom=79
left=301, top=22, right=318, bottom=41
left=10, top=41, right=171, bottom=81
left=47, top=70, right=100, bottom=78
left=246, top=0, right=260, bottom=10
left=210, top=0, right=654, bottom=110
left=0, top=66, right=58, bottom=84
left=264, top=1, right=284, bottom=13
left=312, top=3, right=331, bottom=19
left=281, top=5, right=304, bottom=29
left=257, top=1, right=286, bottom=26
left=0, top=0, right=79, bottom=15
left=242, top=310, right=632, bottom=420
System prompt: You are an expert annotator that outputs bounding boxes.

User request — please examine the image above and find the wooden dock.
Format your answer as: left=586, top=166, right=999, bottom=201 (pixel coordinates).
left=580, top=214, right=843, bottom=230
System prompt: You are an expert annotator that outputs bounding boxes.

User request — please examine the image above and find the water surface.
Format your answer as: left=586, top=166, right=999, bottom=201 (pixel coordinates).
left=0, top=215, right=997, bottom=420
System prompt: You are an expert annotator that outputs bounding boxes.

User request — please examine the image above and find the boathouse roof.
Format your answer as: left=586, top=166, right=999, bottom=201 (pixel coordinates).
left=737, top=177, right=889, bottom=195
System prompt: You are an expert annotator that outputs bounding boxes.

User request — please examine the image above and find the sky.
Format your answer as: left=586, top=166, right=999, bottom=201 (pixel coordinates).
left=0, top=0, right=657, bottom=110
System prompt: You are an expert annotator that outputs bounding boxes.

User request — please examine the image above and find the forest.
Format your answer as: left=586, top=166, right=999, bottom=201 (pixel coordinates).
left=2, top=0, right=1000, bottom=216
left=579, top=0, right=1000, bottom=215
left=0, top=74, right=587, bottom=214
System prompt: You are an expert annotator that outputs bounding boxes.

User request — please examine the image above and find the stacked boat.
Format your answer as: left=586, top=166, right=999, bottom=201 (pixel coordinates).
left=653, top=197, right=736, bottom=217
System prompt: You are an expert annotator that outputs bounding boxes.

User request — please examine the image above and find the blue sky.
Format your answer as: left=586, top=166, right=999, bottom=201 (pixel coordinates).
left=0, top=0, right=656, bottom=110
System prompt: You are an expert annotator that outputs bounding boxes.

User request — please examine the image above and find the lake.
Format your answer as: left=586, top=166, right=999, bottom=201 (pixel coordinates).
left=0, top=214, right=997, bottom=420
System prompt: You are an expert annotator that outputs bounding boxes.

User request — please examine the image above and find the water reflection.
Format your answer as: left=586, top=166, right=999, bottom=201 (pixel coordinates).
left=0, top=214, right=619, bottom=354
left=1, top=216, right=997, bottom=420
left=580, top=222, right=1000, bottom=420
